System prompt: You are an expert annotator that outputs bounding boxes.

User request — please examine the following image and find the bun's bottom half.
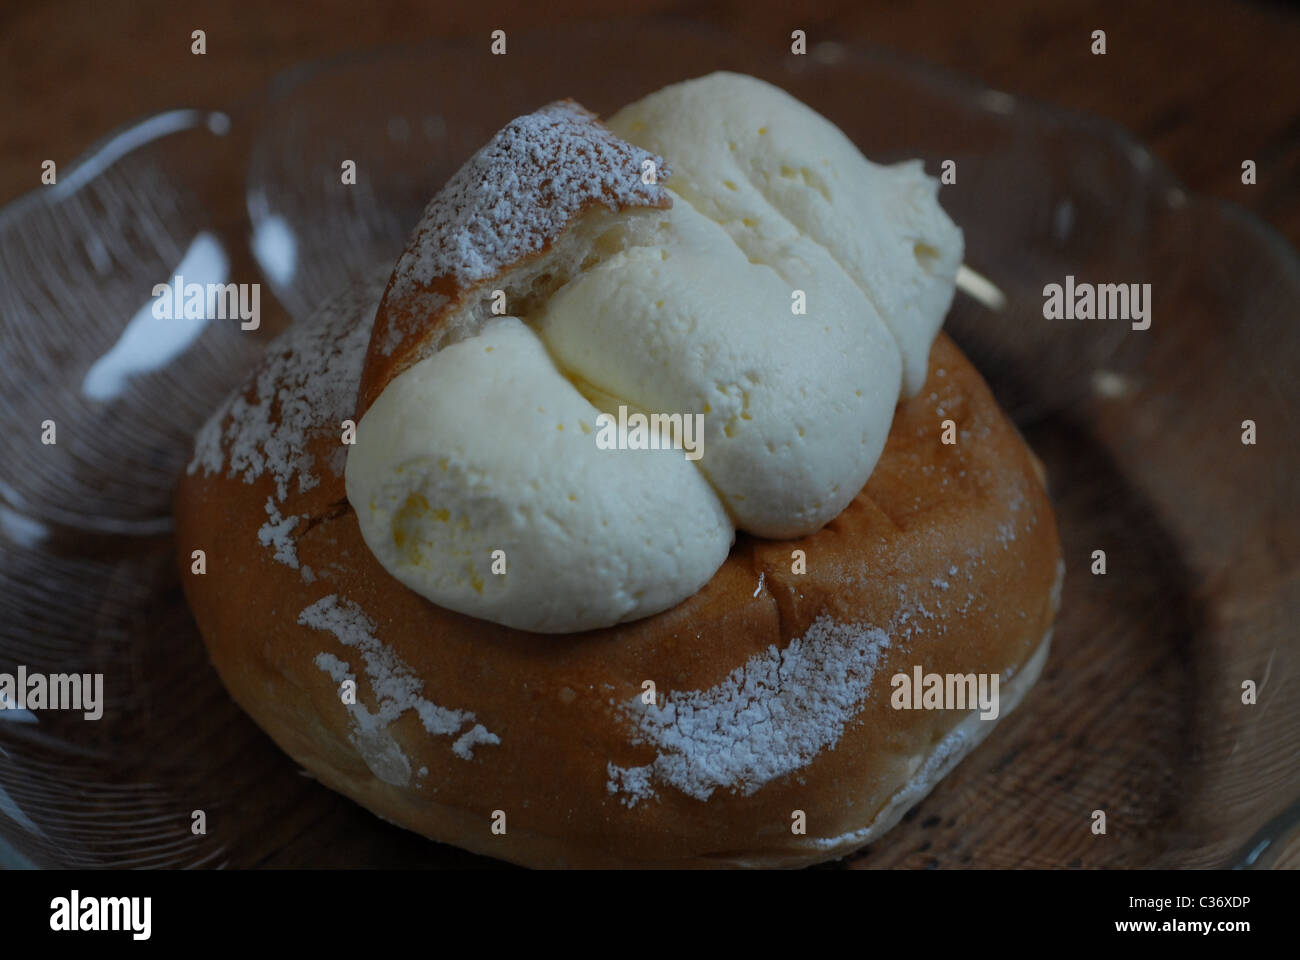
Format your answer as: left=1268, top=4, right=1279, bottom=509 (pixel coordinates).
left=176, top=300, right=1063, bottom=868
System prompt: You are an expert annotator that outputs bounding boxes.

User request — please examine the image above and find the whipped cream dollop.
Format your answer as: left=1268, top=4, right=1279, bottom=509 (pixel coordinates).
left=346, top=72, right=963, bottom=633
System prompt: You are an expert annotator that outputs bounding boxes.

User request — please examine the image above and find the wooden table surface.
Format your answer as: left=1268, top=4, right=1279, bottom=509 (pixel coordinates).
left=1, top=0, right=1296, bottom=870
left=3, top=0, right=1298, bottom=248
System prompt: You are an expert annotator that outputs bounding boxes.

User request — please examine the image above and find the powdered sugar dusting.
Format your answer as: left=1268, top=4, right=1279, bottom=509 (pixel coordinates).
left=313, top=651, right=412, bottom=786
left=387, top=100, right=671, bottom=303
left=300, top=594, right=500, bottom=767
left=607, top=616, right=891, bottom=805
left=187, top=275, right=386, bottom=566
left=452, top=724, right=501, bottom=760
left=257, top=496, right=300, bottom=569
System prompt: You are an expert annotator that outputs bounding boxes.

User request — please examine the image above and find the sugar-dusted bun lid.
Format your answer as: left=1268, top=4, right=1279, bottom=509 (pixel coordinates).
left=357, top=99, right=673, bottom=420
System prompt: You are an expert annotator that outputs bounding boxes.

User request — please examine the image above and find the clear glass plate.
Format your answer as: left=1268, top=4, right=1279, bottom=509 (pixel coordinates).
left=1, top=18, right=1296, bottom=869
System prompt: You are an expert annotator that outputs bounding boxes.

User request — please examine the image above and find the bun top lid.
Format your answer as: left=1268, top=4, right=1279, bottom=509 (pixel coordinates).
left=358, top=99, right=673, bottom=418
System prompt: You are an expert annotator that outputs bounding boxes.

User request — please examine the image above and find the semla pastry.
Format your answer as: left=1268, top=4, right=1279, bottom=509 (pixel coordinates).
left=176, top=72, right=1063, bottom=867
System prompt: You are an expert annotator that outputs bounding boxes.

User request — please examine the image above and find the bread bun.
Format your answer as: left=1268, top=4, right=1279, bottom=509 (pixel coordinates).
left=176, top=96, right=1062, bottom=868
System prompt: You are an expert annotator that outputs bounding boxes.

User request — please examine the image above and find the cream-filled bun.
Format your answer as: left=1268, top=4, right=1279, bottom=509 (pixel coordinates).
left=176, top=74, right=1061, bottom=868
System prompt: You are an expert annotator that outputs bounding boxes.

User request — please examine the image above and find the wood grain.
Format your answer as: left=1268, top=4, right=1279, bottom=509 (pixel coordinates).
left=2, top=0, right=1297, bottom=247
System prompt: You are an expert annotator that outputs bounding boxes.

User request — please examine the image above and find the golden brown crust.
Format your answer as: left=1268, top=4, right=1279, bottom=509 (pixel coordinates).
left=176, top=324, right=1062, bottom=867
